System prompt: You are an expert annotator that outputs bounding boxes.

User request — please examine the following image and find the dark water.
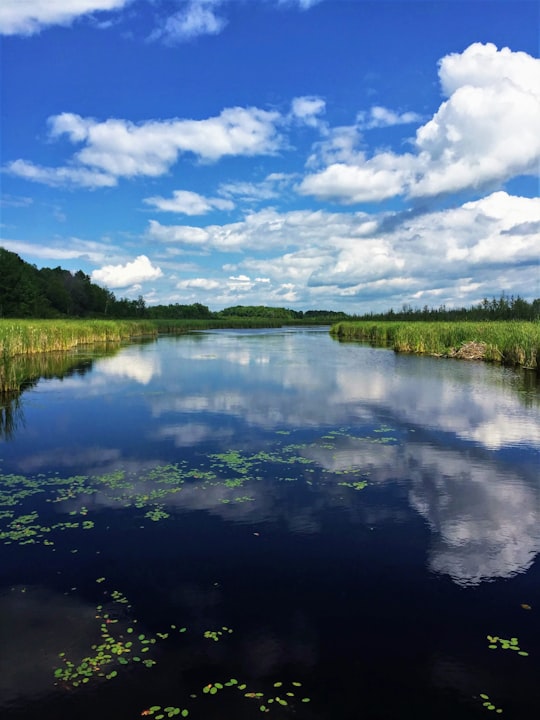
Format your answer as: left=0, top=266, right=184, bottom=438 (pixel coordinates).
left=1, top=327, right=539, bottom=720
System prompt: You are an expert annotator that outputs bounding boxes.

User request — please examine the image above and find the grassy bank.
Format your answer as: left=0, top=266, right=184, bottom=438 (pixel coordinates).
left=0, top=317, right=287, bottom=357
left=330, top=320, right=540, bottom=370
left=0, top=318, right=287, bottom=392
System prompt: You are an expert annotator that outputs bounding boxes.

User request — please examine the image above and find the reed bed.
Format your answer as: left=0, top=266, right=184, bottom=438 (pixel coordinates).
left=0, top=318, right=285, bottom=392
left=0, top=319, right=159, bottom=357
left=330, top=320, right=540, bottom=370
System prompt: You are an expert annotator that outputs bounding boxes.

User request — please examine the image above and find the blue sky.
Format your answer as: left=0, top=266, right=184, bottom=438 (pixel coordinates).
left=1, top=0, right=539, bottom=312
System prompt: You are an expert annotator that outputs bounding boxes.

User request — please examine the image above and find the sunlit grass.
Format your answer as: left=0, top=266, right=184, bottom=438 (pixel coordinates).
left=330, top=320, right=540, bottom=370
left=0, top=318, right=285, bottom=392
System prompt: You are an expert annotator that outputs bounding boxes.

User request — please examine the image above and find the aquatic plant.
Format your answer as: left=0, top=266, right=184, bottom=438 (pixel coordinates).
left=145, top=677, right=311, bottom=718
left=330, top=320, right=540, bottom=370
left=142, top=706, right=189, bottom=718
left=337, top=480, right=368, bottom=490
left=54, top=582, right=182, bottom=689
left=486, top=635, right=529, bottom=656
left=203, top=626, right=233, bottom=642
left=1, top=425, right=390, bottom=551
left=478, top=693, right=503, bottom=713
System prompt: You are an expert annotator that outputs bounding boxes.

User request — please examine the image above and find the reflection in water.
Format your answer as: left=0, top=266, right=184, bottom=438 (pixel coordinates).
left=1, top=328, right=540, bottom=719
left=0, top=392, right=25, bottom=440
left=95, top=347, right=161, bottom=385
left=2, top=329, right=539, bottom=588
left=0, top=345, right=128, bottom=440
left=0, top=586, right=97, bottom=704
left=406, top=443, right=540, bottom=585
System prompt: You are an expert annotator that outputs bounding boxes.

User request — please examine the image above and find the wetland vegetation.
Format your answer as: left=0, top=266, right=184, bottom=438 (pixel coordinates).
left=330, top=320, right=540, bottom=370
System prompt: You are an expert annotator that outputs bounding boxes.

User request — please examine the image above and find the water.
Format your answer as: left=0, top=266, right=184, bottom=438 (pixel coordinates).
left=1, top=327, right=539, bottom=719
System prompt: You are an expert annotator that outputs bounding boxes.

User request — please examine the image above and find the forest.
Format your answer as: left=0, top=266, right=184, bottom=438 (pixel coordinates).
left=1, top=246, right=538, bottom=322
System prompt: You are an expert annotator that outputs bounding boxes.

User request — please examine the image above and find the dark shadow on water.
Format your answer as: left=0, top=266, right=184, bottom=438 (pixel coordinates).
left=0, top=344, right=126, bottom=440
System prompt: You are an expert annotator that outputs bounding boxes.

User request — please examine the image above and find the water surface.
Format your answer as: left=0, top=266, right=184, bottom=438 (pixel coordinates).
left=1, top=327, right=539, bottom=719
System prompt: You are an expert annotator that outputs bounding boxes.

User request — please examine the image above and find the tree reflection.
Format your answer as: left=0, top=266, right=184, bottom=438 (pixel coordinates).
left=0, top=345, right=122, bottom=440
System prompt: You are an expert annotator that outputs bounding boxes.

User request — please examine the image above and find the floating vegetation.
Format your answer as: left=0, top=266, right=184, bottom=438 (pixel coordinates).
left=53, top=581, right=180, bottom=689
left=478, top=693, right=504, bottom=713
left=144, top=506, right=171, bottom=522
left=203, top=626, right=233, bottom=642
left=486, top=635, right=529, bottom=656
left=141, top=706, right=189, bottom=718
left=146, top=678, right=311, bottom=718
left=1, top=425, right=390, bottom=551
left=337, top=480, right=368, bottom=490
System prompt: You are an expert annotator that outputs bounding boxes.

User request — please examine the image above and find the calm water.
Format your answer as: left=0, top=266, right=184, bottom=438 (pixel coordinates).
left=1, top=327, right=539, bottom=720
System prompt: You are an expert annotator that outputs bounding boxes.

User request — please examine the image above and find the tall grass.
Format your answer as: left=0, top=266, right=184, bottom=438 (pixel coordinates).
left=0, top=318, right=286, bottom=392
left=330, top=321, right=540, bottom=370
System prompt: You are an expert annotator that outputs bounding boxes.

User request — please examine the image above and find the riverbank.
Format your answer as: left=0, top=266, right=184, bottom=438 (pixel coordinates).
left=0, top=318, right=284, bottom=392
left=0, top=318, right=287, bottom=357
left=330, top=320, right=539, bottom=370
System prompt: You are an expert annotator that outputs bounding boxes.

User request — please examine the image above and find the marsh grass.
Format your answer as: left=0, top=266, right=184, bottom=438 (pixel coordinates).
left=0, top=318, right=285, bottom=392
left=330, top=321, right=540, bottom=370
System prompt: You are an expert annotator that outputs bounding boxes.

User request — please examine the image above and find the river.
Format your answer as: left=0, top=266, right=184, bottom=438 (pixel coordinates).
left=1, top=327, right=539, bottom=719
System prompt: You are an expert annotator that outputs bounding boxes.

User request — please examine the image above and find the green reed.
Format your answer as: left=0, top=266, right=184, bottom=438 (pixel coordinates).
left=0, top=318, right=287, bottom=392
left=330, top=320, right=540, bottom=370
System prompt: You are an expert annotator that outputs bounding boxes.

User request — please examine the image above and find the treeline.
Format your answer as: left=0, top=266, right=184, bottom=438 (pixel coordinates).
left=0, top=248, right=346, bottom=322
left=2, top=247, right=538, bottom=322
left=355, top=295, right=540, bottom=322
left=1, top=248, right=117, bottom=318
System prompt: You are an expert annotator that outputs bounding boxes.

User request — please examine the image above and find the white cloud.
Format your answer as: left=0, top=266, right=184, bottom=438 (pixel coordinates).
left=358, top=105, right=423, bottom=128
left=152, top=190, right=539, bottom=310
left=5, top=159, right=116, bottom=188
left=0, top=0, right=129, bottom=36
left=0, top=237, right=114, bottom=263
left=290, top=96, right=326, bottom=127
left=218, top=173, right=294, bottom=203
left=299, top=151, right=415, bottom=203
left=150, top=0, right=227, bottom=44
left=148, top=220, right=211, bottom=246
left=177, top=278, right=220, bottom=290
left=300, top=43, right=540, bottom=204
left=91, top=255, right=163, bottom=288
left=7, top=106, right=283, bottom=188
left=148, top=207, right=358, bottom=252
left=306, top=125, right=364, bottom=168
left=144, top=190, right=234, bottom=215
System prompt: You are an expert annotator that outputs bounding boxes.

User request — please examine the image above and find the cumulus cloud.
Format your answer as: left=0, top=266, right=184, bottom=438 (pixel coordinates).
left=0, top=0, right=129, bottom=36
left=300, top=152, right=415, bottom=203
left=144, top=189, right=234, bottom=215
left=91, top=255, right=163, bottom=288
left=300, top=43, right=540, bottom=203
left=148, top=207, right=357, bottom=252
left=308, top=191, right=540, bottom=290
left=150, top=0, right=227, bottom=44
left=7, top=106, right=284, bottom=188
left=148, top=190, right=539, bottom=309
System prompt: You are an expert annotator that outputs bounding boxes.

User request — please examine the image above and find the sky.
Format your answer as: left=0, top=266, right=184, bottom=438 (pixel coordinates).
left=1, top=0, right=539, bottom=313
